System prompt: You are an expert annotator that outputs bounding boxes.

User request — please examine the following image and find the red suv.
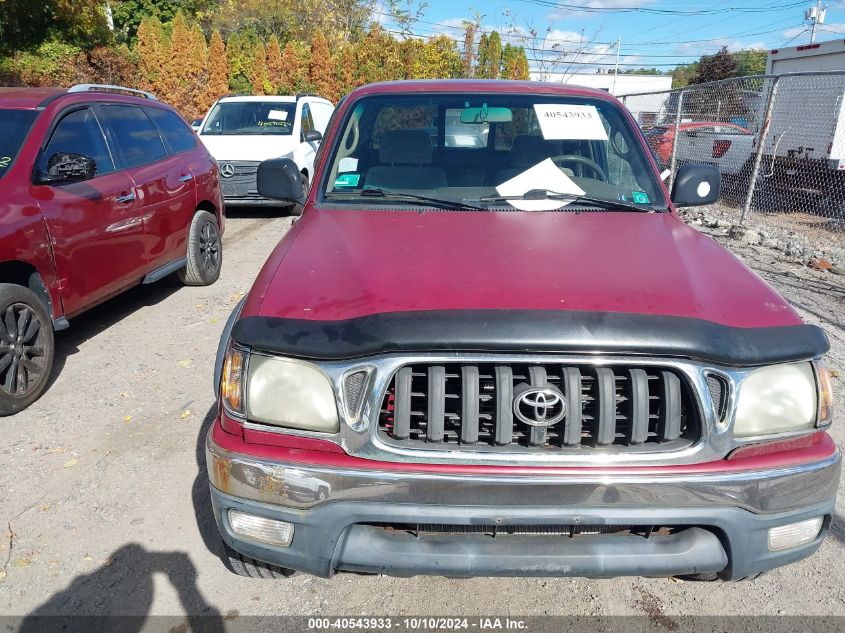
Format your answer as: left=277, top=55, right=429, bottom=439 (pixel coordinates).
left=207, top=80, right=838, bottom=581
left=0, top=84, right=224, bottom=415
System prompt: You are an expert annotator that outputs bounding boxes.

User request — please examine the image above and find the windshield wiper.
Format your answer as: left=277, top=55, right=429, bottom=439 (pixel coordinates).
left=477, top=189, right=662, bottom=213
left=326, top=188, right=487, bottom=212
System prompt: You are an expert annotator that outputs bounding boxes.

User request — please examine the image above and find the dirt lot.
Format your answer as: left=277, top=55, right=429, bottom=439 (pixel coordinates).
left=1, top=209, right=844, bottom=625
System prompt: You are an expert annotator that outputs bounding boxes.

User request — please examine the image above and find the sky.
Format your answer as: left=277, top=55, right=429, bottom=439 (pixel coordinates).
left=373, top=0, right=845, bottom=73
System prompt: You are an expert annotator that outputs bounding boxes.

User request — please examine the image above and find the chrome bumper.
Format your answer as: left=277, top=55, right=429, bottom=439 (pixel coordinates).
left=207, top=431, right=840, bottom=579
left=207, top=433, right=840, bottom=514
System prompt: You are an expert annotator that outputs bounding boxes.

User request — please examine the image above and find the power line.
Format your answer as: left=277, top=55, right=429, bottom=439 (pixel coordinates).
left=516, top=0, right=807, bottom=15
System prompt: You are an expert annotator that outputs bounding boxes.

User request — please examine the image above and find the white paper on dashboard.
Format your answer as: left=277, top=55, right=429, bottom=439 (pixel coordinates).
left=338, top=157, right=359, bottom=172
left=267, top=109, right=289, bottom=121
left=495, top=158, right=586, bottom=211
left=534, top=104, right=608, bottom=140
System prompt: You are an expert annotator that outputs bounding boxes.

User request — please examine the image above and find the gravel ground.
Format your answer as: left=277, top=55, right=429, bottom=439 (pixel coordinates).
left=1, top=209, right=844, bottom=626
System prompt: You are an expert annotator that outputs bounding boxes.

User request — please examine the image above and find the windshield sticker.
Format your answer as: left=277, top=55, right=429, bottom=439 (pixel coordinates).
left=495, top=158, right=585, bottom=211
left=534, top=104, right=608, bottom=141
left=632, top=191, right=650, bottom=204
left=267, top=109, right=289, bottom=121
left=339, top=157, right=359, bottom=172
left=0, top=156, right=11, bottom=168
left=334, top=173, right=361, bottom=187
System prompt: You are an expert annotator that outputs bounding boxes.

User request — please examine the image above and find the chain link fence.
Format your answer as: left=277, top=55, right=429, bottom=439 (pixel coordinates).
left=622, top=72, right=845, bottom=247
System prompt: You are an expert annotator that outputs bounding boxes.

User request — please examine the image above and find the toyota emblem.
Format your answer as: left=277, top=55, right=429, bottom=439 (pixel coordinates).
left=512, top=384, right=566, bottom=427
left=220, top=163, right=235, bottom=178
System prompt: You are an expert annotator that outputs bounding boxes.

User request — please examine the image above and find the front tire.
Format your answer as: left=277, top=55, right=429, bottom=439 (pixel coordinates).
left=178, top=210, right=222, bottom=286
left=0, top=284, right=54, bottom=416
left=222, top=541, right=295, bottom=579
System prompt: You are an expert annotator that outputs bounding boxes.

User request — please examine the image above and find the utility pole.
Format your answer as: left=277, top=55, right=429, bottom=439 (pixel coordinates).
left=612, top=37, right=621, bottom=95
left=807, top=0, right=827, bottom=43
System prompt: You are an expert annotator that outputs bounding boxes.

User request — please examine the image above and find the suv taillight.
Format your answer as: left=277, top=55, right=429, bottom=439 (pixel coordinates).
left=712, top=140, right=732, bottom=158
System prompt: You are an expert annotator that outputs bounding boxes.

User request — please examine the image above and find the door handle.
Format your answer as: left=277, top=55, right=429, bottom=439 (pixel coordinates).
left=178, top=174, right=193, bottom=183
left=116, top=191, right=136, bottom=204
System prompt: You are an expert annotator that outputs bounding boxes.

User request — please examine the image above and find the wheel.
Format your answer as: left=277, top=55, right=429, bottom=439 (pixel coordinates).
left=289, top=172, right=309, bottom=217
left=0, top=284, right=54, bottom=416
left=221, top=540, right=295, bottom=579
left=178, top=210, right=222, bottom=286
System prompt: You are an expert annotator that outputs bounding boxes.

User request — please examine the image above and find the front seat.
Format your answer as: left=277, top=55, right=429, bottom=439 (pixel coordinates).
left=364, top=129, right=448, bottom=190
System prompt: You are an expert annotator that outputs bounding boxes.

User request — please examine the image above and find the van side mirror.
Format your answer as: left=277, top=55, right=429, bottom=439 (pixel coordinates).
left=41, top=152, right=96, bottom=184
left=257, top=158, right=304, bottom=203
left=671, top=163, right=720, bottom=207
left=303, top=130, right=322, bottom=143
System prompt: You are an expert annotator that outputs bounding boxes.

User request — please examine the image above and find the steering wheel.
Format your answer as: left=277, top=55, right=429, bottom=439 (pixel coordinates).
left=550, top=154, right=607, bottom=181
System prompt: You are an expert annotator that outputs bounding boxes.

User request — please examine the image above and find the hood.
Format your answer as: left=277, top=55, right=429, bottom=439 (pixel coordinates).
left=197, top=135, right=297, bottom=161
left=246, top=209, right=800, bottom=329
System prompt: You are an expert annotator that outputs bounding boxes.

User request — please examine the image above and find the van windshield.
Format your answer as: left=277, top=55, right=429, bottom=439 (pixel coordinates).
left=0, top=109, right=38, bottom=179
left=201, top=101, right=295, bottom=136
left=320, top=93, right=666, bottom=211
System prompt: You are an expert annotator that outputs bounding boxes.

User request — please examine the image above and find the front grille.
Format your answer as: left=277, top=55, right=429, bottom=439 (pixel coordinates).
left=220, top=160, right=260, bottom=177
left=377, top=362, right=700, bottom=452
left=366, top=522, right=679, bottom=539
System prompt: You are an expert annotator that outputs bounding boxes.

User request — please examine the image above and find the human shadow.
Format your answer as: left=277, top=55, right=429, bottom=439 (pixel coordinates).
left=193, top=404, right=228, bottom=565
left=18, top=543, right=224, bottom=633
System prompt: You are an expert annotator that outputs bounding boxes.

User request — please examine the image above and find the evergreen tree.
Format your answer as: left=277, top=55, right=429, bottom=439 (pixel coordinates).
left=206, top=30, right=230, bottom=106
left=250, top=41, right=268, bottom=95
left=134, top=16, right=165, bottom=93
left=266, top=35, right=284, bottom=94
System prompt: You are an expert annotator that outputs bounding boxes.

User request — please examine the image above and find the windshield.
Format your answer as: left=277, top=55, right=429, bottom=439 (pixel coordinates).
left=320, top=93, right=665, bottom=211
left=0, top=109, right=38, bottom=179
left=201, top=101, right=295, bottom=136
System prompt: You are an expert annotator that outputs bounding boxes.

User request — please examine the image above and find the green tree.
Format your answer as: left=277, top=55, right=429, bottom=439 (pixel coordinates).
left=733, top=49, right=766, bottom=76
left=110, top=0, right=216, bottom=44
left=0, top=0, right=110, bottom=55
left=692, top=46, right=737, bottom=84
left=501, top=44, right=529, bottom=80
left=476, top=31, right=502, bottom=79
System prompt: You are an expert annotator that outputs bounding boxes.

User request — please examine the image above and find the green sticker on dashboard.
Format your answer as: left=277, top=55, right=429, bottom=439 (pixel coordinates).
left=334, top=173, right=361, bottom=187
left=632, top=191, right=650, bottom=204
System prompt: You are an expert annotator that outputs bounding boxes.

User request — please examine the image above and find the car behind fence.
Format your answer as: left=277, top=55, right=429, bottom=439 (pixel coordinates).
left=622, top=72, right=845, bottom=247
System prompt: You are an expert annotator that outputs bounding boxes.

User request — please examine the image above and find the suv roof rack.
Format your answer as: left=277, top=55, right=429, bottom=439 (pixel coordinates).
left=67, top=84, right=158, bottom=100
left=296, top=92, right=319, bottom=100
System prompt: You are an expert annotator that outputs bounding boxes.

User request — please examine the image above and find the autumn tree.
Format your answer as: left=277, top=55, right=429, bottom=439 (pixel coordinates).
left=161, top=11, right=194, bottom=112
left=134, top=16, right=166, bottom=92
left=279, top=41, right=306, bottom=94
left=266, top=35, right=284, bottom=94
left=461, top=21, right=477, bottom=78
left=250, top=41, right=268, bottom=95
left=205, top=30, right=230, bottom=106
left=413, top=35, right=462, bottom=79
left=335, top=44, right=357, bottom=98
left=308, top=30, right=338, bottom=100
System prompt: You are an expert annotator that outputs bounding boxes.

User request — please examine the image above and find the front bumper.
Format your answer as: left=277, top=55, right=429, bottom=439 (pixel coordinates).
left=207, top=429, right=840, bottom=579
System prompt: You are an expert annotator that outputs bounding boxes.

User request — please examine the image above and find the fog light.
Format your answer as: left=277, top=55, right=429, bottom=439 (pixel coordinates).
left=229, top=510, right=294, bottom=546
left=767, top=517, right=823, bottom=551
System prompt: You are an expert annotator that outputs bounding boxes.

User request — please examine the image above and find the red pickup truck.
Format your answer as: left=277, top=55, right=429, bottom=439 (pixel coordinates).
left=0, top=85, right=224, bottom=414
left=207, top=80, right=838, bottom=581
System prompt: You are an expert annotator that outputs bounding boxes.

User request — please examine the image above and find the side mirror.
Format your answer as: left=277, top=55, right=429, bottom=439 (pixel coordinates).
left=257, top=158, right=304, bottom=203
left=303, top=130, right=322, bottom=143
left=41, top=152, right=96, bottom=184
left=671, top=163, right=720, bottom=207
left=191, top=119, right=202, bottom=130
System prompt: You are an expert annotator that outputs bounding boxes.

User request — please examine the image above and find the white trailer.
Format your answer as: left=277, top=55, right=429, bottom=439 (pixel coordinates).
left=765, top=40, right=845, bottom=174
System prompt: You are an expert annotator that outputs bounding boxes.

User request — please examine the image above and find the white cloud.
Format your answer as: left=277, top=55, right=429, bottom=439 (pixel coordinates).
left=782, top=23, right=845, bottom=39
left=548, top=0, right=656, bottom=21
left=675, top=39, right=766, bottom=54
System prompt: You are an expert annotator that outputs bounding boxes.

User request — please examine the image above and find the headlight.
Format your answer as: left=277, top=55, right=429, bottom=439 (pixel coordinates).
left=247, top=355, right=339, bottom=432
left=734, top=362, right=817, bottom=438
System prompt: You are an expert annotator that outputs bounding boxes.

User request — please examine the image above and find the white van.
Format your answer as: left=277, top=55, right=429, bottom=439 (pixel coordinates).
left=197, top=94, right=334, bottom=213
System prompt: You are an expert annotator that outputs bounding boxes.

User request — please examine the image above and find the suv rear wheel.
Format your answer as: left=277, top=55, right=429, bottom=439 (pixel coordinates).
left=222, top=541, right=295, bottom=579
left=0, top=284, right=54, bottom=416
left=178, top=210, right=222, bottom=286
